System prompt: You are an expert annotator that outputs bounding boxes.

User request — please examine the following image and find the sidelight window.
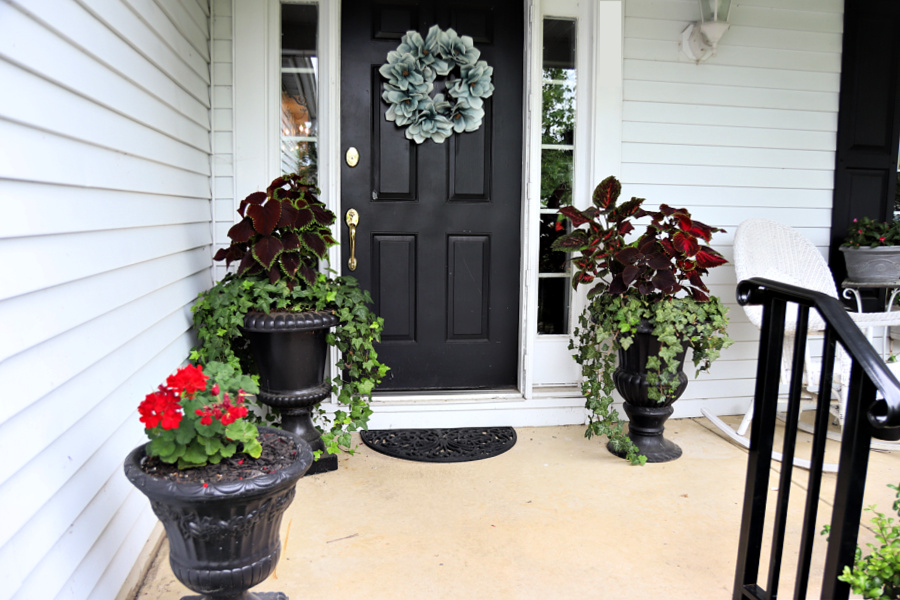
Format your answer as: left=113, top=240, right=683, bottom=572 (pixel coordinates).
left=281, top=3, right=318, bottom=181
left=537, top=18, right=576, bottom=335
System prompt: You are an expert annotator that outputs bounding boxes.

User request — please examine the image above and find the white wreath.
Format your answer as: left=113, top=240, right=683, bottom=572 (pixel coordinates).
left=379, top=25, right=494, bottom=144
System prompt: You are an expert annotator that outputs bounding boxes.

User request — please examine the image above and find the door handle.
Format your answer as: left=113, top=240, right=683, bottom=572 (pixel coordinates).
left=346, top=208, right=359, bottom=271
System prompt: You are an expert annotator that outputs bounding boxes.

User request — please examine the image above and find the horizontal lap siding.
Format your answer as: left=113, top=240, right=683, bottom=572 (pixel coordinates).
left=0, top=1, right=212, bottom=598
left=623, top=0, right=842, bottom=413
left=212, top=0, right=235, bottom=282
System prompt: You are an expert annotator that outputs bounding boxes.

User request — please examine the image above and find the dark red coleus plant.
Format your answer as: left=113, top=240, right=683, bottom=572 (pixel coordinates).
left=214, top=173, right=336, bottom=287
left=550, top=176, right=727, bottom=301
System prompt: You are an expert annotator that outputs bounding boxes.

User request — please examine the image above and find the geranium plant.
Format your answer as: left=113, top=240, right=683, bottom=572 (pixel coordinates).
left=139, top=361, right=260, bottom=469
left=552, top=176, right=732, bottom=464
left=842, top=217, right=900, bottom=248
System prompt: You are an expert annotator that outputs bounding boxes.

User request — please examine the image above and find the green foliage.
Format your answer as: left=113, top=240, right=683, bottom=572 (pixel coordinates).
left=573, top=294, right=731, bottom=465
left=190, top=271, right=388, bottom=457
left=843, top=216, right=900, bottom=248
left=823, top=483, right=900, bottom=600
left=554, top=176, right=732, bottom=464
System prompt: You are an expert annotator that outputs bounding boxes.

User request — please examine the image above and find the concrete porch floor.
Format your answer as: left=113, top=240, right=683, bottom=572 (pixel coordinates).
left=130, top=417, right=899, bottom=600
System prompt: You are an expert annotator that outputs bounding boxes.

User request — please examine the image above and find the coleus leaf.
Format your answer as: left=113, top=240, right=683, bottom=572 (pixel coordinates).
left=621, top=265, right=639, bottom=287
left=658, top=204, right=677, bottom=217
left=246, top=199, right=282, bottom=236
left=652, top=269, right=677, bottom=291
left=575, top=272, right=595, bottom=286
left=298, top=262, right=317, bottom=287
left=672, top=231, right=699, bottom=256
left=586, top=282, right=607, bottom=299
left=592, top=176, right=622, bottom=210
left=615, top=247, right=641, bottom=265
left=282, top=232, right=301, bottom=251
left=618, top=220, right=634, bottom=235
left=277, top=201, right=300, bottom=229
left=281, top=252, right=300, bottom=277
left=647, top=253, right=671, bottom=270
left=302, top=230, right=328, bottom=258
left=214, top=244, right=245, bottom=264
left=609, top=197, right=644, bottom=221
left=638, top=239, right=658, bottom=255
left=551, top=229, right=590, bottom=252
left=695, top=246, right=728, bottom=268
left=559, top=205, right=592, bottom=228
left=238, top=191, right=266, bottom=218
left=637, top=280, right=655, bottom=295
left=310, top=205, right=335, bottom=226
left=689, top=287, right=710, bottom=302
left=251, top=236, right=284, bottom=271
left=295, top=208, right=314, bottom=229
left=266, top=176, right=287, bottom=196
left=608, top=275, right=626, bottom=295
left=226, top=219, right=256, bottom=244
left=237, top=253, right=259, bottom=277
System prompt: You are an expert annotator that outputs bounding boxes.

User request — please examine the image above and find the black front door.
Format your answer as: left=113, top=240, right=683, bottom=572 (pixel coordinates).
left=340, top=0, right=524, bottom=391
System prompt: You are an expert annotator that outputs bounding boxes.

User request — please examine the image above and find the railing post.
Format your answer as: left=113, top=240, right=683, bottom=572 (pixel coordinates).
left=733, top=294, right=787, bottom=600
left=821, top=359, right=875, bottom=600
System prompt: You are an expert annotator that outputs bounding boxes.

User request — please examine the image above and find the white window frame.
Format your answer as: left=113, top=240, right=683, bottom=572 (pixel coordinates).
left=526, top=0, right=623, bottom=389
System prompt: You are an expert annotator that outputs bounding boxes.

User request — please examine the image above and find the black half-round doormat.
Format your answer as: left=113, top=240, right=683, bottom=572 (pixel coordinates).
left=360, top=427, right=517, bottom=463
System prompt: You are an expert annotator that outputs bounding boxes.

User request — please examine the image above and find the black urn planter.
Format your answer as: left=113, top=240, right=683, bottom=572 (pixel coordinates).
left=242, top=311, right=340, bottom=475
left=607, top=321, right=688, bottom=463
left=124, top=427, right=313, bottom=600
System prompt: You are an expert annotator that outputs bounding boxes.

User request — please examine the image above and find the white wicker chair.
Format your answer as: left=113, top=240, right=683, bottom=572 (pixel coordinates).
left=702, top=218, right=900, bottom=468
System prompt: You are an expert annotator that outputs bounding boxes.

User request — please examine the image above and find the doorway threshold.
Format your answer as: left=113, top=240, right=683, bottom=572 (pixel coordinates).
left=372, top=388, right=523, bottom=405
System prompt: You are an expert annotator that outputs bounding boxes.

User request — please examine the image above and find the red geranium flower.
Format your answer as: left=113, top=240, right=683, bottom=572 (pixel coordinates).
left=166, top=364, right=208, bottom=398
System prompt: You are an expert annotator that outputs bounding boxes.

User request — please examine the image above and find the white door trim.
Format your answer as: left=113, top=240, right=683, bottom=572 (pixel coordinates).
left=231, top=0, right=627, bottom=427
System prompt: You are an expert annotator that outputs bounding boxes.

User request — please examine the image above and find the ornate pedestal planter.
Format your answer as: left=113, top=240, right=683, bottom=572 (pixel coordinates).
left=242, top=311, right=341, bottom=475
left=607, top=322, right=688, bottom=463
left=124, top=427, right=313, bottom=600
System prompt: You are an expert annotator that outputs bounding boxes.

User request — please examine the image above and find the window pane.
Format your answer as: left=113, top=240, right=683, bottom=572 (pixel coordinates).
left=539, top=215, right=568, bottom=273
left=538, top=18, right=576, bottom=336
left=537, top=278, right=570, bottom=335
left=541, top=74, right=574, bottom=145
left=541, top=149, right=572, bottom=208
left=281, top=4, right=318, bottom=181
left=543, top=19, right=576, bottom=69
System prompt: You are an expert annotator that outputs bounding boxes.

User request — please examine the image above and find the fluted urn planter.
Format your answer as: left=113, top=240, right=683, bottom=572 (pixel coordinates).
left=124, top=427, right=313, bottom=600
left=242, top=310, right=341, bottom=475
left=607, top=320, right=688, bottom=463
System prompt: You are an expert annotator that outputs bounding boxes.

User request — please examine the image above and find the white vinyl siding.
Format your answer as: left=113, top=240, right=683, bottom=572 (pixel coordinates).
left=0, top=0, right=213, bottom=598
left=212, top=0, right=237, bottom=281
left=622, top=0, right=842, bottom=415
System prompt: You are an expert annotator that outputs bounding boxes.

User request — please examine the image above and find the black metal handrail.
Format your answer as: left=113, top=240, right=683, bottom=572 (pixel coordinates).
left=733, top=277, right=900, bottom=600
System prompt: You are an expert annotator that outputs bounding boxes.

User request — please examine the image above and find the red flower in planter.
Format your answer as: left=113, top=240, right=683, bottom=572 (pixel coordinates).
left=137, top=362, right=262, bottom=470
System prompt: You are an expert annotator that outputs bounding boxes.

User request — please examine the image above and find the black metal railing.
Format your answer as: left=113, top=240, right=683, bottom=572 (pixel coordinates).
left=733, top=277, right=900, bottom=600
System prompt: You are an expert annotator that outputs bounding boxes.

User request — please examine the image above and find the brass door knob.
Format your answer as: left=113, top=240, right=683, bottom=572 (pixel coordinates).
left=346, top=209, right=359, bottom=271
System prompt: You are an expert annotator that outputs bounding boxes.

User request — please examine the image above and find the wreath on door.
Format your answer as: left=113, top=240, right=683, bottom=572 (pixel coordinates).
left=379, top=25, right=494, bottom=144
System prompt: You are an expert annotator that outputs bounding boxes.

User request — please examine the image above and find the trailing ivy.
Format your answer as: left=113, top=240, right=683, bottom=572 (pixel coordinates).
left=574, top=295, right=731, bottom=465
left=190, top=271, right=388, bottom=458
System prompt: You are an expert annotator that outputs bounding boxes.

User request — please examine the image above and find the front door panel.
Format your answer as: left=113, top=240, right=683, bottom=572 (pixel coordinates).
left=341, top=0, right=523, bottom=391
